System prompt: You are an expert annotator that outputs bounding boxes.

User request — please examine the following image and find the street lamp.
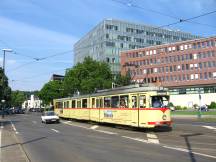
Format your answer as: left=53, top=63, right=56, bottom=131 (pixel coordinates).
left=1, top=48, right=13, bottom=118
left=2, top=49, right=13, bottom=73
left=198, top=89, right=202, bottom=119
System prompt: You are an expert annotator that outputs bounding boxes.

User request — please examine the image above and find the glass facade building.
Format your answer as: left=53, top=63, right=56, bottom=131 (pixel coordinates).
left=74, top=19, right=200, bottom=74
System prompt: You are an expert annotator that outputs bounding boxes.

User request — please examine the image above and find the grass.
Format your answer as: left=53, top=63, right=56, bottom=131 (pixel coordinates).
left=199, top=118, right=216, bottom=122
left=171, top=110, right=216, bottom=116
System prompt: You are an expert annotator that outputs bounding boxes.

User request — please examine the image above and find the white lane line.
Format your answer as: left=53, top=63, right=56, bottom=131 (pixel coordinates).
left=95, top=130, right=117, bottom=135
left=163, top=145, right=216, bottom=159
left=147, top=133, right=160, bottom=144
left=148, top=138, right=160, bottom=144
left=122, top=136, right=148, bottom=143
left=202, top=125, right=216, bottom=130
left=10, top=121, right=19, bottom=134
left=147, top=133, right=158, bottom=139
left=51, top=129, right=60, bottom=133
left=62, top=121, right=89, bottom=129
left=90, top=125, right=99, bottom=130
left=62, top=121, right=117, bottom=135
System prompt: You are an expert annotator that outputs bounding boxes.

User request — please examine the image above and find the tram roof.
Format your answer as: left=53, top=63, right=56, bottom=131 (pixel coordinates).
left=54, top=84, right=168, bottom=101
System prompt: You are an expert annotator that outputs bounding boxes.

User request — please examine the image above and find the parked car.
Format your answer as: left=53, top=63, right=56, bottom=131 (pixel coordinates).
left=198, top=105, right=208, bottom=111
left=41, top=111, right=59, bottom=124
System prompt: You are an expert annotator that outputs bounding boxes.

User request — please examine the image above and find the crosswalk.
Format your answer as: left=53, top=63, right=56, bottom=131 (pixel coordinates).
left=202, top=125, right=216, bottom=131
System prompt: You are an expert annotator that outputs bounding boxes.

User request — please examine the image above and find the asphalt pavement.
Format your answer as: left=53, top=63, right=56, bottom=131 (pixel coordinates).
left=0, top=113, right=216, bottom=162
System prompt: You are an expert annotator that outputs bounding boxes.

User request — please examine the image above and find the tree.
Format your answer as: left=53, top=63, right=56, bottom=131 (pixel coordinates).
left=114, top=72, right=131, bottom=86
left=0, top=67, right=11, bottom=107
left=63, top=57, right=113, bottom=95
left=38, top=80, right=64, bottom=105
left=11, top=91, right=26, bottom=107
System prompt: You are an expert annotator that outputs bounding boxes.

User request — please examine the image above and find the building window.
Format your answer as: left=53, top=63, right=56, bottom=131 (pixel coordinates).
left=182, top=64, right=185, bottom=70
left=195, top=74, right=199, bottom=79
left=204, top=72, right=208, bottom=79
left=106, top=41, right=115, bottom=47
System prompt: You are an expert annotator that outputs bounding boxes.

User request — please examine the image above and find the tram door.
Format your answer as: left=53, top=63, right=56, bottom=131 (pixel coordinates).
left=130, top=94, right=139, bottom=127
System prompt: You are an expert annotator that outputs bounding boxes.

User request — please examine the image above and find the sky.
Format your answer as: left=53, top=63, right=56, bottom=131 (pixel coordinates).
left=0, top=0, right=216, bottom=91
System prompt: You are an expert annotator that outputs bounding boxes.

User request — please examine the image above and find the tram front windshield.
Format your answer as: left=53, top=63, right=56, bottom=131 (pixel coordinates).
left=151, top=96, right=169, bottom=108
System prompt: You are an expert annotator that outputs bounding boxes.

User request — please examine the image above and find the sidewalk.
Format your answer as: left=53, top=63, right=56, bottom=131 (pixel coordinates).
left=0, top=118, right=29, bottom=162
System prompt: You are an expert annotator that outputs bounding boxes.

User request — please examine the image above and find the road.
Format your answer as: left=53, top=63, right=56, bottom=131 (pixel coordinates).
left=1, top=113, right=216, bottom=162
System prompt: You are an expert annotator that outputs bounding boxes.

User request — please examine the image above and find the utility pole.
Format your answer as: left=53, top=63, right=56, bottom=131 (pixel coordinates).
left=1, top=49, right=13, bottom=118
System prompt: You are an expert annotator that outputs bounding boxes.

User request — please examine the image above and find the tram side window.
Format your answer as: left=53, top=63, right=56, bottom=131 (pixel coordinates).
left=111, top=96, right=119, bottom=108
left=92, top=98, right=96, bottom=108
left=77, top=100, right=81, bottom=108
left=104, top=97, right=111, bottom=108
left=56, top=102, right=63, bottom=109
left=120, top=95, right=128, bottom=108
left=96, top=98, right=103, bottom=108
left=139, top=95, right=146, bottom=108
left=82, top=99, right=88, bottom=108
left=96, top=98, right=100, bottom=108
left=100, top=98, right=103, bottom=108
left=132, top=96, right=137, bottom=108
left=72, top=100, right=76, bottom=108
left=64, top=101, right=69, bottom=108
left=64, top=102, right=67, bottom=108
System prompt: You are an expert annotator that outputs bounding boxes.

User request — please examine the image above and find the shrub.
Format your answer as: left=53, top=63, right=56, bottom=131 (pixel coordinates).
left=175, top=105, right=182, bottom=110
left=182, top=106, right=187, bottom=110
left=168, top=102, right=174, bottom=107
left=208, top=102, right=216, bottom=109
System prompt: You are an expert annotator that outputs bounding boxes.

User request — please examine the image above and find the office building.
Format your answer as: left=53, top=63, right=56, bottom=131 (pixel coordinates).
left=121, top=36, right=216, bottom=107
left=74, top=19, right=200, bottom=74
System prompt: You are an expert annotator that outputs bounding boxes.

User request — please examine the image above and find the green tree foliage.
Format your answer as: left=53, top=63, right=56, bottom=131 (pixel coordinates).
left=114, top=72, right=131, bottom=86
left=11, top=91, right=26, bottom=107
left=0, top=67, right=11, bottom=106
left=38, top=80, right=64, bottom=105
left=63, top=57, right=113, bottom=95
left=209, top=102, right=216, bottom=109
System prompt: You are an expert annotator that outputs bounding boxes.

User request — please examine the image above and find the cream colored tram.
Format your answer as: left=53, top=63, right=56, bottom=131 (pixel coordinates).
left=54, top=84, right=172, bottom=128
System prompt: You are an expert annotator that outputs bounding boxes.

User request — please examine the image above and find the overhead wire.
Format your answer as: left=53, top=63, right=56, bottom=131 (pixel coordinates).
left=111, top=0, right=216, bottom=29
left=7, top=50, right=73, bottom=72
left=11, top=67, right=68, bottom=83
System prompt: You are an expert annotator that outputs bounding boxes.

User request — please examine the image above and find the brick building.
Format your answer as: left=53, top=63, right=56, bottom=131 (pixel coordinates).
left=121, top=36, right=216, bottom=107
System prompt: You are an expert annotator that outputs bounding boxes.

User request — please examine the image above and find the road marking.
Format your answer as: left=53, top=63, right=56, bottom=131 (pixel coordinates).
left=163, top=145, right=216, bottom=159
left=95, top=130, right=117, bottom=135
left=62, top=121, right=89, bottom=129
left=10, top=121, right=19, bottom=134
left=122, top=136, right=148, bottom=143
left=147, top=133, right=158, bottom=139
left=90, top=125, right=99, bottom=130
left=148, top=138, right=160, bottom=144
left=202, top=125, right=216, bottom=130
left=147, top=133, right=160, bottom=144
left=62, top=121, right=117, bottom=135
left=51, top=129, right=60, bottom=133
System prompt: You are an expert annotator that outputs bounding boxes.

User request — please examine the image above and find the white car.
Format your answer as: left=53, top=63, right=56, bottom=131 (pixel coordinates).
left=41, top=111, right=60, bottom=124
